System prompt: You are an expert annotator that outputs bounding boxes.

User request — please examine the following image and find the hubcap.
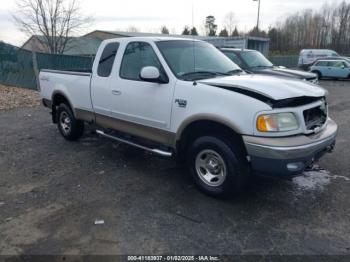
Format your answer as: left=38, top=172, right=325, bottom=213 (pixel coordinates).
left=60, top=111, right=71, bottom=135
left=195, top=149, right=227, bottom=187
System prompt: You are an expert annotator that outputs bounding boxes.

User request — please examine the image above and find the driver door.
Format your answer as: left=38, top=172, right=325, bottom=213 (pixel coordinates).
left=108, top=41, right=175, bottom=135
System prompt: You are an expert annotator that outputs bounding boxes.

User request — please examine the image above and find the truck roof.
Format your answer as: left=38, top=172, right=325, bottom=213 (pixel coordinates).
left=102, top=36, right=202, bottom=44
left=220, top=48, right=255, bottom=52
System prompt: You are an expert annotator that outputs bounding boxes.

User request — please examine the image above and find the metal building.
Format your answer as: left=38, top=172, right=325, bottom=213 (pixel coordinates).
left=85, top=31, right=270, bottom=56
left=22, top=30, right=270, bottom=56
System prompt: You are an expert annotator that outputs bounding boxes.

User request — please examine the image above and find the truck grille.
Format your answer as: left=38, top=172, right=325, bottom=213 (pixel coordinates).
left=303, top=102, right=327, bottom=131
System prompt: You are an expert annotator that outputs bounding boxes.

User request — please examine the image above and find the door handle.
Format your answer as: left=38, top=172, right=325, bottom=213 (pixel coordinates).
left=112, top=90, right=122, bottom=95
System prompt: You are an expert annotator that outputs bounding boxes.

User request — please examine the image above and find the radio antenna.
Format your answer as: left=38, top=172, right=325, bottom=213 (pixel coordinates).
left=192, top=2, right=196, bottom=75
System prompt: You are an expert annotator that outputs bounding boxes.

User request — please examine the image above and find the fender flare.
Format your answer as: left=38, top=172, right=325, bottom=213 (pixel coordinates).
left=51, top=90, right=77, bottom=117
left=175, top=114, right=243, bottom=143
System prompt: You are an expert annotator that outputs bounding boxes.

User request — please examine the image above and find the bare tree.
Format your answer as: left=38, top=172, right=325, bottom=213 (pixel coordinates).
left=13, top=0, right=92, bottom=54
left=268, top=1, right=350, bottom=54
left=223, top=12, right=236, bottom=36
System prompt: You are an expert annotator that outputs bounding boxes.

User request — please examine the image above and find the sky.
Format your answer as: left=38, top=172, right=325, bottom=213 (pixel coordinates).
left=0, top=0, right=348, bottom=46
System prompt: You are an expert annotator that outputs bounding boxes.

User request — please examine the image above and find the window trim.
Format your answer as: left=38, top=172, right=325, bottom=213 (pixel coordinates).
left=119, top=41, right=169, bottom=83
left=97, top=42, right=120, bottom=78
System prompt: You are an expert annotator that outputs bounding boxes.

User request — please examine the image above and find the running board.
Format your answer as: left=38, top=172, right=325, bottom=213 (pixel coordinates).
left=96, top=130, right=173, bottom=157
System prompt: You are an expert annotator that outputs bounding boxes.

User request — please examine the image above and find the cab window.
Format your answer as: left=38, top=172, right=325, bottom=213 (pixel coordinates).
left=120, top=42, right=164, bottom=81
left=223, top=52, right=243, bottom=67
left=97, top=42, right=119, bottom=77
left=316, top=61, right=327, bottom=66
left=333, top=61, right=344, bottom=68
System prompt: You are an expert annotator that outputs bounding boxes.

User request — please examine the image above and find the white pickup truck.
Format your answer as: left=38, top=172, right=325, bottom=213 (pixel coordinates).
left=40, top=37, right=337, bottom=197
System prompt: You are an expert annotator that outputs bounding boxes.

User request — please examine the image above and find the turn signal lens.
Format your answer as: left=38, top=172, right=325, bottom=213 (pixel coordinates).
left=257, top=115, right=277, bottom=132
left=257, top=113, right=298, bottom=132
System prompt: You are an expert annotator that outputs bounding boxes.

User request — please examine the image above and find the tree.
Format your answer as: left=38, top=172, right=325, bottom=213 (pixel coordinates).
left=248, top=26, right=267, bottom=37
left=127, top=26, right=139, bottom=33
left=266, top=1, right=350, bottom=54
left=161, top=26, right=169, bottom=34
left=190, top=27, right=198, bottom=36
left=231, top=26, right=239, bottom=37
left=13, top=0, right=92, bottom=54
left=205, top=15, right=217, bottom=36
left=182, top=26, right=190, bottom=35
left=223, top=12, right=236, bottom=35
left=219, top=28, right=229, bottom=37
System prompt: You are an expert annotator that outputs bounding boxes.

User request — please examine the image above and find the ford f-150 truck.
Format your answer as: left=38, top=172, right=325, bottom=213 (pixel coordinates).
left=40, top=37, right=337, bottom=197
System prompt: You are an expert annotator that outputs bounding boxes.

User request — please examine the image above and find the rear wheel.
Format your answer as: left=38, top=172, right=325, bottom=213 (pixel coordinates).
left=57, top=103, right=84, bottom=141
left=187, top=136, right=248, bottom=198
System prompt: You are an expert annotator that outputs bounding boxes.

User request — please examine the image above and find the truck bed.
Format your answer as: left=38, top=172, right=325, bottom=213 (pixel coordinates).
left=39, top=69, right=93, bottom=113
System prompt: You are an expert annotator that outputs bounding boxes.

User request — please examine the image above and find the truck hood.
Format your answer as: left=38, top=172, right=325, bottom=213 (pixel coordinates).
left=254, top=67, right=317, bottom=80
left=199, top=74, right=326, bottom=101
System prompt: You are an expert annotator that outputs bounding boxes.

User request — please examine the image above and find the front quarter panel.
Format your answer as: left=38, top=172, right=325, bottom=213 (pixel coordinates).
left=171, top=80, right=272, bottom=138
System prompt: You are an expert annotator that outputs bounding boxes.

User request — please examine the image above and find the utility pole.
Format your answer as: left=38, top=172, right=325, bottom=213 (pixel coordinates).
left=253, top=0, right=261, bottom=31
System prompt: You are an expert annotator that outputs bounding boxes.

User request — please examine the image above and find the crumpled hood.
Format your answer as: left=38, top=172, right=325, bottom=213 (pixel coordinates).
left=257, top=67, right=317, bottom=80
left=199, top=74, right=326, bottom=101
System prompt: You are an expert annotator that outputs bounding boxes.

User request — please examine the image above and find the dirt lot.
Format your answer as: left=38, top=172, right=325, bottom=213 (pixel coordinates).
left=0, top=85, right=40, bottom=111
left=0, top=80, right=349, bottom=256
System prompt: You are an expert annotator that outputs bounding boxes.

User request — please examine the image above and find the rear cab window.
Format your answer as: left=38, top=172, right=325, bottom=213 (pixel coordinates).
left=97, top=42, right=120, bottom=77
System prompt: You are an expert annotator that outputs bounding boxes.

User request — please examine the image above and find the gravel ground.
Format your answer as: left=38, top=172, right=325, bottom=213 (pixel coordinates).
left=0, top=80, right=349, bottom=257
left=0, top=85, right=41, bottom=111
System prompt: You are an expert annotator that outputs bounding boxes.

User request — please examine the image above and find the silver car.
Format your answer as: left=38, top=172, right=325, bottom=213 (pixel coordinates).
left=310, top=60, right=350, bottom=80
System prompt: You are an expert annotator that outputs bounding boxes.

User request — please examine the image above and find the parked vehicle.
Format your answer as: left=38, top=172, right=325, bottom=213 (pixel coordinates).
left=312, top=56, right=350, bottom=65
left=40, top=37, right=337, bottom=197
left=221, top=48, right=318, bottom=84
left=298, top=49, right=339, bottom=70
left=310, top=60, right=350, bottom=80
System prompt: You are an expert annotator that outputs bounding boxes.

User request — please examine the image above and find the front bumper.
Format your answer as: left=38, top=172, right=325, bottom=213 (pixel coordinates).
left=243, top=118, right=337, bottom=177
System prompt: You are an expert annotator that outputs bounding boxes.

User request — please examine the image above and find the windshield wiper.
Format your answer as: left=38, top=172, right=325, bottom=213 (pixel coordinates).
left=251, top=65, right=273, bottom=69
left=180, top=71, right=230, bottom=80
left=226, top=69, right=243, bottom=75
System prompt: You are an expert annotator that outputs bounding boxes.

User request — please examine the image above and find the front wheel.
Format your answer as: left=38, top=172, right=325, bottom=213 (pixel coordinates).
left=312, top=71, right=322, bottom=80
left=57, top=103, right=84, bottom=141
left=187, top=136, right=248, bottom=198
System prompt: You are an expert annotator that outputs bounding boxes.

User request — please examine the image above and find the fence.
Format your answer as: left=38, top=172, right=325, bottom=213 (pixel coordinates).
left=0, top=42, right=93, bottom=90
left=269, top=55, right=299, bottom=68
left=6, top=41, right=349, bottom=90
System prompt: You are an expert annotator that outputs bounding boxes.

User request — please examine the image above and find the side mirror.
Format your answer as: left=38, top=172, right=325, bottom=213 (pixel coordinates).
left=140, top=66, right=167, bottom=83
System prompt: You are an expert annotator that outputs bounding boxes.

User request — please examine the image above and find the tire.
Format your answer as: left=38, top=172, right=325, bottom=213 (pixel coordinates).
left=187, top=136, right=248, bottom=198
left=56, top=103, right=84, bottom=141
left=312, top=71, right=322, bottom=80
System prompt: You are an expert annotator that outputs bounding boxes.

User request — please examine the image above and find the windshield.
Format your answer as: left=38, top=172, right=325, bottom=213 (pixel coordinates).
left=156, top=40, right=242, bottom=80
left=240, top=51, right=273, bottom=68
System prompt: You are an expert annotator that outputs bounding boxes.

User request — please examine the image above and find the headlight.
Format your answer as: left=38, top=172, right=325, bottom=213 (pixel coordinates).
left=257, top=113, right=299, bottom=132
